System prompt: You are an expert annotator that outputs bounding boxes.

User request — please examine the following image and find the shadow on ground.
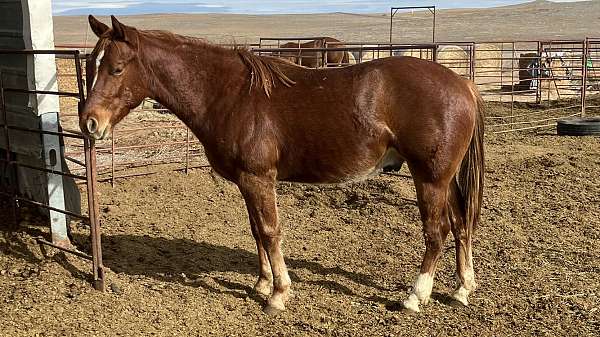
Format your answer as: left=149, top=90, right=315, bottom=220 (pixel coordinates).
left=1, top=224, right=407, bottom=308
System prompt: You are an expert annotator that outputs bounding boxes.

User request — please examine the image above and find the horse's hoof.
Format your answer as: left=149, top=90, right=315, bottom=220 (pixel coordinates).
left=263, top=304, right=284, bottom=316
left=451, top=287, right=470, bottom=307
left=402, top=294, right=421, bottom=313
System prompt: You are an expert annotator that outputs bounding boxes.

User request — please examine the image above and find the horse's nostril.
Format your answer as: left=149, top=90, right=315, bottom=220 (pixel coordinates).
left=86, top=117, right=98, bottom=134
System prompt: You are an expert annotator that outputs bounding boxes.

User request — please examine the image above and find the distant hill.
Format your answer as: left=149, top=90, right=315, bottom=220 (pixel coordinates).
left=53, top=1, right=600, bottom=45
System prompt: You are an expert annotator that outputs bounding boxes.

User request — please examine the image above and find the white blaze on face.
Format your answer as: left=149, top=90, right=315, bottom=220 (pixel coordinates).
left=92, top=49, right=105, bottom=90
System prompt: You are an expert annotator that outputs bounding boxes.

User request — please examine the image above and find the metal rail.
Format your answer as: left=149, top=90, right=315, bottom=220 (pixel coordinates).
left=390, top=6, right=436, bottom=44
left=0, top=49, right=104, bottom=291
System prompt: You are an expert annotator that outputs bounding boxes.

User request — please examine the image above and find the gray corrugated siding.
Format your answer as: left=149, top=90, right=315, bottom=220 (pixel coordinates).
left=0, top=0, right=49, bottom=209
left=0, top=0, right=43, bottom=156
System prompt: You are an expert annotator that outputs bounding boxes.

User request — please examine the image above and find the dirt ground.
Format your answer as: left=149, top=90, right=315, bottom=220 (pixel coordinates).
left=1, top=124, right=599, bottom=336
left=1, top=2, right=599, bottom=336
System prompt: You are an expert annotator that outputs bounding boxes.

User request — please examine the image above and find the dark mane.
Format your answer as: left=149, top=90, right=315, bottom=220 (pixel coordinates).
left=142, top=29, right=208, bottom=45
left=237, top=49, right=296, bottom=97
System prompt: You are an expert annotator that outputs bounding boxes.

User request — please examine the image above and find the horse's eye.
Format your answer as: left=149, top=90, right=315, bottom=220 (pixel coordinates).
left=111, top=68, right=124, bottom=76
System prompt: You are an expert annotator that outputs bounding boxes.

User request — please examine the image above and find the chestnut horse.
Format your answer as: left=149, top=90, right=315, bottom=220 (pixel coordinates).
left=278, top=37, right=349, bottom=67
left=81, top=16, right=484, bottom=315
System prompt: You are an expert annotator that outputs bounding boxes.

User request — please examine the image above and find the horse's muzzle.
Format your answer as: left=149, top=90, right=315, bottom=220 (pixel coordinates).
left=86, top=117, right=98, bottom=134
left=82, top=116, right=110, bottom=140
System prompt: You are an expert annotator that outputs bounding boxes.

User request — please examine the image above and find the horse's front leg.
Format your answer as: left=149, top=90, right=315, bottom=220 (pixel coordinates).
left=249, top=217, right=272, bottom=296
left=238, top=171, right=291, bottom=315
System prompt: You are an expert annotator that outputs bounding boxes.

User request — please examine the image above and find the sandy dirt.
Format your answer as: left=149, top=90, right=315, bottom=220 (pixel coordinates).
left=1, top=127, right=599, bottom=336
left=1, top=1, right=599, bottom=336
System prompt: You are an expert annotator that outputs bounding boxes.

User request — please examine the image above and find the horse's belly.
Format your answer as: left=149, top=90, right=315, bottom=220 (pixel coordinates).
left=280, top=147, right=403, bottom=184
left=339, top=147, right=404, bottom=183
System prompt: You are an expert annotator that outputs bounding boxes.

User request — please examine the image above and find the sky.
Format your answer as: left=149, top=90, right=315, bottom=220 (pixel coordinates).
left=51, top=0, right=588, bottom=16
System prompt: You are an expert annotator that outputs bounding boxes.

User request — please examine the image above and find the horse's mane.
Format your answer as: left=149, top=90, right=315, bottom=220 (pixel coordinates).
left=143, top=30, right=208, bottom=45
left=93, top=29, right=295, bottom=98
left=143, top=30, right=296, bottom=97
left=236, top=49, right=296, bottom=97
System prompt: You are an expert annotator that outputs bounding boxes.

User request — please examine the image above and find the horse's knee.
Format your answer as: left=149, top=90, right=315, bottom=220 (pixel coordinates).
left=423, top=223, right=449, bottom=248
left=258, top=224, right=281, bottom=243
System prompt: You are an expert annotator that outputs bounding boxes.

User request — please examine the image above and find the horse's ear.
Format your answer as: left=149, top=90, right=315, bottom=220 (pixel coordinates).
left=110, top=15, right=139, bottom=48
left=89, top=15, right=109, bottom=37
left=110, top=15, right=127, bottom=41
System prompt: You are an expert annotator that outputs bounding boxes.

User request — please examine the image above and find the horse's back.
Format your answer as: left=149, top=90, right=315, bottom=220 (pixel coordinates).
left=266, top=56, right=478, bottom=183
left=269, top=56, right=476, bottom=139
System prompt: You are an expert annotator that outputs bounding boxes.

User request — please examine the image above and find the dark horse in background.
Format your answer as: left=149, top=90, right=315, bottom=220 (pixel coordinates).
left=81, top=16, right=484, bottom=315
left=278, top=37, right=350, bottom=67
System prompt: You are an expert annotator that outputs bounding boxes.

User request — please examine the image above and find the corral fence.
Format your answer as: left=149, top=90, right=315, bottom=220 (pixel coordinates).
left=256, top=38, right=599, bottom=133
left=585, top=37, right=600, bottom=112
left=50, top=38, right=600, bottom=186
left=258, top=37, right=329, bottom=67
left=94, top=102, right=210, bottom=188
left=3, top=37, right=599, bottom=291
left=474, top=40, right=588, bottom=132
left=0, top=49, right=105, bottom=290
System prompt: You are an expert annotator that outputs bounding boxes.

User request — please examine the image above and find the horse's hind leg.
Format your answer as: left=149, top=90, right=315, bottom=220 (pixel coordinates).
left=448, top=180, right=477, bottom=306
left=403, top=177, right=451, bottom=312
left=248, top=217, right=272, bottom=296
left=238, top=172, right=291, bottom=315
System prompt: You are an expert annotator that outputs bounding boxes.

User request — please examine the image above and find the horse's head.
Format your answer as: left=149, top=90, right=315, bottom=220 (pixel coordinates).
left=80, top=15, right=148, bottom=140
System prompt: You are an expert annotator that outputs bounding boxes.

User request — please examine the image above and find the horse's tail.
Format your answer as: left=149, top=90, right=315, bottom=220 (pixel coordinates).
left=456, top=81, right=485, bottom=232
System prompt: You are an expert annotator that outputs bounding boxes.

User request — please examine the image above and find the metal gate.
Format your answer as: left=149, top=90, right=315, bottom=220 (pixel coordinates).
left=0, top=49, right=104, bottom=290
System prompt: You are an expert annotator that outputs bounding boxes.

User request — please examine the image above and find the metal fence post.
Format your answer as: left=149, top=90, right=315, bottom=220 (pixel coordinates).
left=84, top=136, right=104, bottom=291
left=185, top=127, right=190, bottom=174
left=0, top=70, right=19, bottom=227
left=111, top=129, right=115, bottom=187
left=581, top=38, right=588, bottom=117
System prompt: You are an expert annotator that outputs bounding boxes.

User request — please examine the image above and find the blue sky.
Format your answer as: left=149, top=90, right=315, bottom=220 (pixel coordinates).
left=52, top=0, right=587, bottom=15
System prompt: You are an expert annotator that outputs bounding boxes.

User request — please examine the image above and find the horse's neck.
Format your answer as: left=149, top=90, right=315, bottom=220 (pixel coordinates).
left=139, top=34, right=246, bottom=137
